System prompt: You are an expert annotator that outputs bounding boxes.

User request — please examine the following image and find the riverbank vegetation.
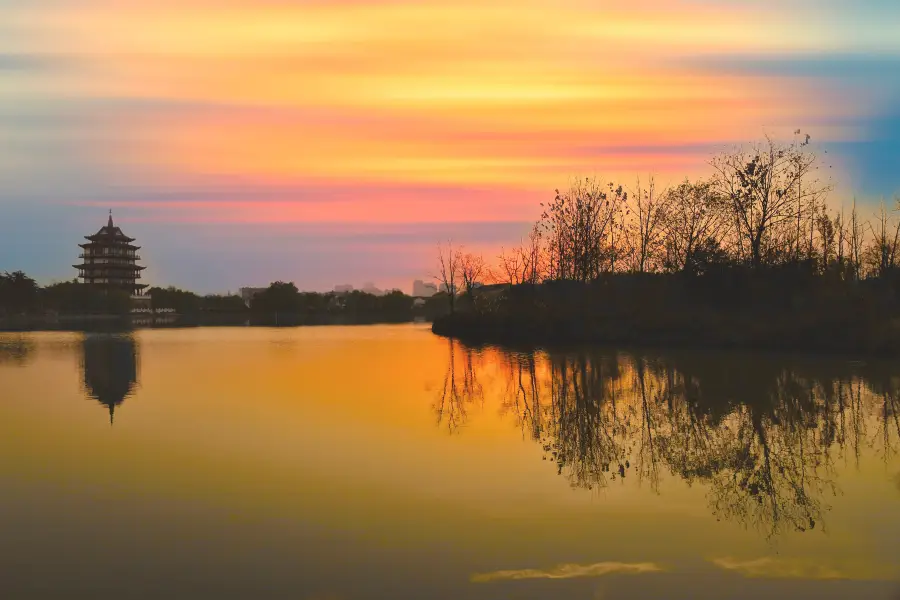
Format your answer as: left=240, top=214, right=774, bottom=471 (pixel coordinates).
left=0, top=273, right=447, bottom=329
left=239, top=281, right=448, bottom=325
left=0, top=274, right=134, bottom=317
left=433, top=132, right=900, bottom=354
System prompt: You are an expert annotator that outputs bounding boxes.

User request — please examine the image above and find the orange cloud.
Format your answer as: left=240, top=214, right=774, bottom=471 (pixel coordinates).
left=4, top=0, right=892, bottom=231
left=471, top=561, right=666, bottom=582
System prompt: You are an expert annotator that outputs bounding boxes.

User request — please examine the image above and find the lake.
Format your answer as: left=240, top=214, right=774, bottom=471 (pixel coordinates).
left=1, top=324, right=898, bottom=599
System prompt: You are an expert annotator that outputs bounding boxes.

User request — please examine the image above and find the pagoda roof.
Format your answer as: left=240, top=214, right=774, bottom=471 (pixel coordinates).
left=85, top=213, right=136, bottom=243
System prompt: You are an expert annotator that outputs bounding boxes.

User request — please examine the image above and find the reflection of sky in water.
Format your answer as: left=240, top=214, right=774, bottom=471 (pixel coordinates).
left=0, top=325, right=898, bottom=598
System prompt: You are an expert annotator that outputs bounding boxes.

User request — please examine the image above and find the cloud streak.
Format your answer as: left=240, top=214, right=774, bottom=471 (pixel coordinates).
left=710, top=557, right=899, bottom=582
left=471, top=561, right=665, bottom=583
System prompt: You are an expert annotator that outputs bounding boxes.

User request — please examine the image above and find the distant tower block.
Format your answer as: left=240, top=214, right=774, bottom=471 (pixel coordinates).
left=74, top=212, right=148, bottom=296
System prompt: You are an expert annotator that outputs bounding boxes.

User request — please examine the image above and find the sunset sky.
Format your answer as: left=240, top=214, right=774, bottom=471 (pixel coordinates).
left=2, top=0, right=899, bottom=293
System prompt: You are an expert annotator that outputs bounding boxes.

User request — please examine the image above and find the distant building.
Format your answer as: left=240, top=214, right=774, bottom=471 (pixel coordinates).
left=413, top=280, right=438, bottom=298
left=361, top=282, right=384, bottom=296
left=74, top=212, right=147, bottom=297
left=439, top=283, right=458, bottom=295
left=239, top=287, right=267, bottom=308
left=334, top=284, right=354, bottom=294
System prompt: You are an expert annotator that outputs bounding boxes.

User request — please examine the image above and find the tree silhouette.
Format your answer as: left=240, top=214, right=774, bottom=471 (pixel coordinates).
left=434, top=242, right=460, bottom=313
left=0, top=271, right=39, bottom=314
left=710, top=133, right=831, bottom=268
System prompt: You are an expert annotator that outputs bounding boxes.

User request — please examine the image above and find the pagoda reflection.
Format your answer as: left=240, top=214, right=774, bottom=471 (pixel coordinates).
left=81, top=333, right=139, bottom=424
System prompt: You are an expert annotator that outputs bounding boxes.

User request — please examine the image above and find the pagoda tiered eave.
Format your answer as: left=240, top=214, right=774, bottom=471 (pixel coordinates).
left=80, top=240, right=139, bottom=249
left=73, top=263, right=147, bottom=271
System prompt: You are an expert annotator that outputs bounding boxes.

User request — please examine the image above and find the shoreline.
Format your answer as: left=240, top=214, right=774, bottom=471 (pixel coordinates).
left=431, top=312, right=900, bottom=358
left=0, top=313, right=429, bottom=333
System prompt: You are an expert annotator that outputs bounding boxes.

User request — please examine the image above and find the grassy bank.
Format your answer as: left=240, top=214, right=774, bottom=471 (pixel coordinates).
left=431, top=272, right=900, bottom=355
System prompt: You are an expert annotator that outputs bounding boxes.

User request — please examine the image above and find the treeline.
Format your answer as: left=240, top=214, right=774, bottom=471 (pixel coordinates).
left=0, top=274, right=132, bottom=316
left=0, top=274, right=449, bottom=325
left=244, top=281, right=448, bottom=324
left=0, top=273, right=249, bottom=317
left=434, top=132, right=900, bottom=353
left=147, top=281, right=448, bottom=323
left=146, top=286, right=247, bottom=314
left=439, top=132, right=898, bottom=288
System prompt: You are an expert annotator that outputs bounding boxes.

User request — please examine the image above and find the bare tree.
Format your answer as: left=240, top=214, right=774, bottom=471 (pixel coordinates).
left=711, top=133, right=831, bottom=268
left=435, top=241, right=460, bottom=313
left=626, top=175, right=670, bottom=273
left=847, top=198, right=865, bottom=281
left=522, top=223, right=546, bottom=284
left=864, top=198, right=900, bottom=278
left=816, top=211, right=837, bottom=272
left=663, top=179, right=727, bottom=274
left=495, top=225, right=547, bottom=287
left=541, top=177, right=627, bottom=281
left=457, top=252, right=485, bottom=305
left=497, top=245, right=527, bottom=286
left=835, top=207, right=846, bottom=270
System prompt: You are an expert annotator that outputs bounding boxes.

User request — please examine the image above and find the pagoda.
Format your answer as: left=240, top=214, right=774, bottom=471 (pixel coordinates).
left=74, top=212, right=147, bottom=295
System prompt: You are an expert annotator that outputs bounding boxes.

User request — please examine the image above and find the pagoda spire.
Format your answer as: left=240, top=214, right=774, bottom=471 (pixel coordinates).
left=108, top=209, right=114, bottom=228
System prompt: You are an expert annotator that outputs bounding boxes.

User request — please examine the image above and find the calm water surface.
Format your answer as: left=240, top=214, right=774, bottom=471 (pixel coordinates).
left=1, top=325, right=899, bottom=599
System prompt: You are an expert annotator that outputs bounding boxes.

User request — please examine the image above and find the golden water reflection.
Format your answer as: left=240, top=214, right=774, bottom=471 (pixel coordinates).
left=436, top=338, right=900, bottom=539
left=0, top=326, right=898, bottom=599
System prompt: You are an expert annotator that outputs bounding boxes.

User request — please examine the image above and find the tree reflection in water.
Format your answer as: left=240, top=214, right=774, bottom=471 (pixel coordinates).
left=433, top=338, right=484, bottom=434
left=435, top=341, right=900, bottom=539
left=0, top=336, right=33, bottom=366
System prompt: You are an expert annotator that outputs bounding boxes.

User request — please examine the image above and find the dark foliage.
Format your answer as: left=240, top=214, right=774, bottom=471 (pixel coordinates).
left=248, top=281, right=437, bottom=324
left=0, top=271, right=39, bottom=315
left=434, top=266, right=900, bottom=355
left=147, top=286, right=247, bottom=314
left=1, top=273, right=130, bottom=316
left=2, top=273, right=443, bottom=329
left=43, top=281, right=132, bottom=315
